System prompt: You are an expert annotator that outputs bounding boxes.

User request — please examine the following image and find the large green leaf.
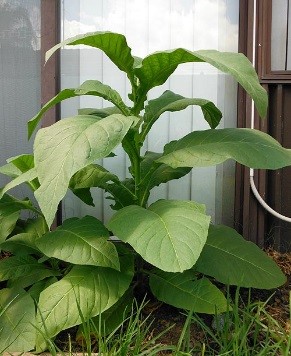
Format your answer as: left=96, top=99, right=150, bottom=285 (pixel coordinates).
left=46, top=31, right=135, bottom=78
left=107, top=200, right=210, bottom=272
left=195, top=225, right=286, bottom=289
left=28, top=80, right=130, bottom=138
left=0, top=255, right=55, bottom=282
left=79, top=288, right=134, bottom=338
left=157, top=128, right=291, bottom=169
left=36, top=216, right=120, bottom=270
left=35, top=255, right=134, bottom=351
left=134, top=49, right=267, bottom=118
left=0, top=288, right=35, bottom=352
left=34, top=114, right=135, bottom=226
left=141, top=90, right=222, bottom=139
left=149, top=270, right=228, bottom=314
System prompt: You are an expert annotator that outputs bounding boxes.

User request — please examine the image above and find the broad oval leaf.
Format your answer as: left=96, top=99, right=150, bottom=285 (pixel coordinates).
left=141, top=90, right=222, bottom=139
left=149, top=270, right=228, bottom=314
left=157, top=128, right=291, bottom=169
left=28, top=81, right=130, bottom=139
left=134, top=49, right=267, bottom=118
left=0, top=288, right=35, bottom=352
left=195, top=225, right=286, bottom=289
left=36, top=216, right=120, bottom=270
left=35, top=256, right=134, bottom=351
left=34, top=114, right=135, bottom=226
left=107, top=200, right=211, bottom=272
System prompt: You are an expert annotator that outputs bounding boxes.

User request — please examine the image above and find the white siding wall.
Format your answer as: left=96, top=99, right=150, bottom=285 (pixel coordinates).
left=61, top=0, right=239, bottom=226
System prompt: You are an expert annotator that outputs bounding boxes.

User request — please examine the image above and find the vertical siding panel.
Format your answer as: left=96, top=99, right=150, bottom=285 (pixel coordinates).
left=147, top=0, right=171, bottom=204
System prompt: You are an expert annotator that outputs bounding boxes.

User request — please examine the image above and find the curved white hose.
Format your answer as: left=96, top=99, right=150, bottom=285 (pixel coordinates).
left=250, top=0, right=291, bottom=222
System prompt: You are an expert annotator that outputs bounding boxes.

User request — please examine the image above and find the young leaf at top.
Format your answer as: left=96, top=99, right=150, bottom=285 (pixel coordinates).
left=134, top=49, right=267, bottom=118
left=35, top=254, right=134, bottom=352
left=46, top=31, right=135, bottom=79
left=36, top=216, right=120, bottom=270
left=195, top=225, right=286, bottom=289
left=141, top=90, right=222, bottom=140
left=149, top=270, right=228, bottom=314
left=0, top=288, right=36, bottom=352
left=107, top=200, right=210, bottom=272
left=34, top=114, right=136, bottom=226
left=28, top=80, right=130, bottom=138
left=157, top=128, right=291, bottom=169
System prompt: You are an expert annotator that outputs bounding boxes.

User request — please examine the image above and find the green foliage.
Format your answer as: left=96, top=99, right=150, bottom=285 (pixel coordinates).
left=0, top=31, right=289, bottom=352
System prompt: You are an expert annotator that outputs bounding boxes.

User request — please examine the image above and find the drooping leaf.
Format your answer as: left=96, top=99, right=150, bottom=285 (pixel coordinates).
left=69, top=164, right=119, bottom=206
left=78, top=106, right=121, bottom=117
left=1, top=233, right=40, bottom=255
left=8, top=268, right=60, bottom=289
left=76, top=80, right=130, bottom=115
left=34, top=114, right=135, bottom=226
left=134, top=49, right=267, bottom=118
left=103, top=179, right=137, bottom=210
left=0, top=163, right=21, bottom=178
left=7, top=154, right=35, bottom=172
left=0, top=255, right=55, bottom=283
left=0, top=288, right=35, bottom=352
left=70, top=164, right=118, bottom=190
left=157, top=128, right=291, bottom=169
left=36, top=216, right=120, bottom=270
left=0, top=195, right=39, bottom=243
left=0, top=168, right=38, bottom=199
left=138, top=151, right=191, bottom=204
left=141, top=90, right=222, bottom=139
left=28, top=80, right=130, bottom=138
left=0, top=154, right=35, bottom=179
left=35, top=254, right=134, bottom=351
left=149, top=270, right=228, bottom=314
left=107, top=200, right=210, bottom=272
left=46, top=31, right=135, bottom=79
left=195, top=225, right=287, bottom=289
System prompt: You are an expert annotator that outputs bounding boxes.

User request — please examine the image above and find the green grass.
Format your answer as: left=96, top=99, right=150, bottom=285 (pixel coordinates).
left=189, top=288, right=291, bottom=355
left=37, top=289, right=290, bottom=356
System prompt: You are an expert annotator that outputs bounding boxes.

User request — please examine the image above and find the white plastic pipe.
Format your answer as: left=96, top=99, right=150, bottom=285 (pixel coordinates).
left=250, top=0, right=291, bottom=223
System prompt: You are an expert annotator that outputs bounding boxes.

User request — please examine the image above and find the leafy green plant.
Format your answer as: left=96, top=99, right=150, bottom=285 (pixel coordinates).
left=0, top=31, right=290, bottom=352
